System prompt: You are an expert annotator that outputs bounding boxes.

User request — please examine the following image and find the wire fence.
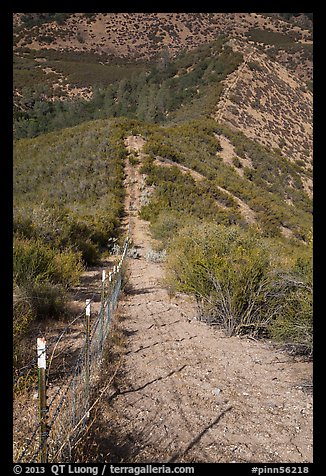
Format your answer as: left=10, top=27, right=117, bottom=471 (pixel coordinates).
left=15, top=234, right=130, bottom=463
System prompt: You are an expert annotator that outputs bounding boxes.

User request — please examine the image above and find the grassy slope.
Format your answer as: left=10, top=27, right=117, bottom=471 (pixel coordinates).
left=13, top=117, right=130, bottom=296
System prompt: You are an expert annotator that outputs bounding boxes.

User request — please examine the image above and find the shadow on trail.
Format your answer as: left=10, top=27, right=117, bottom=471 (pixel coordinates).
left=73, top=365, right=189, bottom=463
left=168, top=406, right=233, bottom=463
left=126, top=287, right=157, bottom=296
left=125, top=335, right=198, bottom=356
left=108, top=364, right=187, bottom=400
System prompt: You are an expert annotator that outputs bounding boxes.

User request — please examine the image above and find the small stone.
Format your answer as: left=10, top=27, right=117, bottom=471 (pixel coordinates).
left=212, top=387, right=222, bottom=396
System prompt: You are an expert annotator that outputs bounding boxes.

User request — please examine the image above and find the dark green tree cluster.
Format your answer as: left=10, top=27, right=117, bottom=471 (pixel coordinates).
left=20, top=13, right=73, bottom=28
left=14, top=37, right=243, bottom=140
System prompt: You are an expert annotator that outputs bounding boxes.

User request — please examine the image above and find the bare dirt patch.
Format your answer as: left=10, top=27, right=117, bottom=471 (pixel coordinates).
left=153, top=156, right=205, bottom=182
left=124, top=135, right=146, bottom=154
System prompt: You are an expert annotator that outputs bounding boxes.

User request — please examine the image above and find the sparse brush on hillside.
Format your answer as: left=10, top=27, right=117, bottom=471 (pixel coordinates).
left=139, top=118, right=311, bottom=241
left=165, top=223, right=312, bottom=354
left=139, top=158, right=243, bottom=236
left=14, top=120, right=126, bottom=261
left=13, top=119, right=129, bottom=372
left=13, top=234, right=83, bottom=289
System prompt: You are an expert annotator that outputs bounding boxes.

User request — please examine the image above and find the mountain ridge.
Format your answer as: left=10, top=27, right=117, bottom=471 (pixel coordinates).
left=14, top=13, right=312, bottom=81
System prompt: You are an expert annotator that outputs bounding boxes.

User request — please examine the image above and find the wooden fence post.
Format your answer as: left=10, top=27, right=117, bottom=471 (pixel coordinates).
left=37, top=337, right=47, bottom=463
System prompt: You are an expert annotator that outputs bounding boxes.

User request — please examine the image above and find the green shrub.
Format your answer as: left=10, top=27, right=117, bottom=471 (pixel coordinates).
left=13, top=235, right=83, bottom=288
left=13, top=285, right=34, bottom=344
left=13, top=281, right=65, bottom=376
left=128, top=154, right=140, bottom=165
left=166, top=223, right=313, bottom=349
left=73, top=238, right=99, bottom=266
left=167, top=224, right=272, bottom=336
left=231, top=156, right=242, bottom=168
left=150, top=211, right=191, bottom=244
left=248, top=61, right=264, bottom=72
left=13, top=234, right=82, bottom=374
left=28, top=282, right=67, bottom=320
left=13, top=286, right=35, bottom=384
left=13, top=235, right=58, bottom=286
left=269, top=256, right=313, bottom=355
left=52, top=249, right=84, bottom=286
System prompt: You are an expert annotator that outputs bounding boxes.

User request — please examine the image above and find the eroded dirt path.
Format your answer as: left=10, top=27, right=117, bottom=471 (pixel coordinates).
left=96, top=137, right=312, bottom=463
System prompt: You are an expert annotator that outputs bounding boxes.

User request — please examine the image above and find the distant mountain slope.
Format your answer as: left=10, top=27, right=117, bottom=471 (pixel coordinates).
left=14, top=12, right=312, bottom=84
left=214, top=39, right=313, bottom=170
left=133, top=117, right=312, bottom=241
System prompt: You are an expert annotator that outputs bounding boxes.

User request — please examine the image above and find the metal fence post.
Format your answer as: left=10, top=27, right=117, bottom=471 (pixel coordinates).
left=101, top=271, right=106, bottom=351
left=101, top=270, right=106, bottom=302
left=37, top=337, right=48, bottom=463
left=85, top=299, right=91, bottom=400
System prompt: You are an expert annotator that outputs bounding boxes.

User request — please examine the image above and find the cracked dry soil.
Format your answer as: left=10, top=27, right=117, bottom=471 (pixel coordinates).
left=90, top=137, right=312, bottom=464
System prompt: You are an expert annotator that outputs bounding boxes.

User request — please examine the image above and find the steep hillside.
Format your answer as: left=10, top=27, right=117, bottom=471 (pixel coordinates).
left=132, top=118, right=312, bottom=242
left=14, top=119, right=128, bottom=266
left=13, top=13, right=312, bottom=62
left=214, top=39, right=313, bottom=170
left=13, top=13, right=313, bottom=180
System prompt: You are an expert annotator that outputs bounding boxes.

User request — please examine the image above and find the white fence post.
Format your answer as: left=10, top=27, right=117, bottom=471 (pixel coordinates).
left=37, top=337, right=47, bottom=463
left=85, top=299, right=91, bottom=398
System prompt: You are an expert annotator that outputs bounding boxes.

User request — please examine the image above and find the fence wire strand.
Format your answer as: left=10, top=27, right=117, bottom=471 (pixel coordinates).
left=13, top=289, right=101, bottom=387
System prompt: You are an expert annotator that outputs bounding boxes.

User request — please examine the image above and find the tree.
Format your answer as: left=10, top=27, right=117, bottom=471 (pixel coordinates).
left=158, top=47, right=171, bottom=72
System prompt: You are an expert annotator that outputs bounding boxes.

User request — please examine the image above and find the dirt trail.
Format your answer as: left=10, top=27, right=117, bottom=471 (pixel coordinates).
left=153, top=156, right=205, bottom=182
left=215, top=49, right=254, bottom=123
left=95, top=137, right=312, bottom=463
